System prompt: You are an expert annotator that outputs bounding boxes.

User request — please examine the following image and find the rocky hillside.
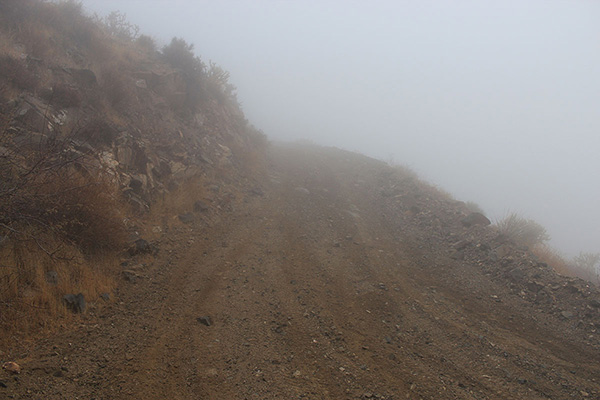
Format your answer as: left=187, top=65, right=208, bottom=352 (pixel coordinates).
left=2, top=3, right=600, bottom=399
left=0, top=0, right=266, bottom=343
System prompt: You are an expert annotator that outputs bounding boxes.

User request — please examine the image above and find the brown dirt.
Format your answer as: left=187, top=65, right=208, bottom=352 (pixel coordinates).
left=2, top=143, right=600, bottom=399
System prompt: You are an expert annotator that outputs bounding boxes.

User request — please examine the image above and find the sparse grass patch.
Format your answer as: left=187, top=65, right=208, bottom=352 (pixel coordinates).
left=0, top=238, right=118, bottom=349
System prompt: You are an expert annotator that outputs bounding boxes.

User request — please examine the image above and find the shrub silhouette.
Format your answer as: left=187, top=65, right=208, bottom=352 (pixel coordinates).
left=162, top=38, right=206, bottom=110
left=495, top=213, right=550, bottom=248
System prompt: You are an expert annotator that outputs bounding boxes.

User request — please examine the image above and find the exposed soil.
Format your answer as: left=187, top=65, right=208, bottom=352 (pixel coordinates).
left=2, top=144, right=600, bottom=399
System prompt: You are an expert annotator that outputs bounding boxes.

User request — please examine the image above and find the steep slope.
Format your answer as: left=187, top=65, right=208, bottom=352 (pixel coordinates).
left=0, top=0, right=266, bottom=343
left=3, top=143, right=599, bottom=400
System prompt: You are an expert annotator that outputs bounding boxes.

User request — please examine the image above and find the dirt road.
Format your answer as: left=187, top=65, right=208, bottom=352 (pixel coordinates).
left=3, top=144, right=600, bottom=399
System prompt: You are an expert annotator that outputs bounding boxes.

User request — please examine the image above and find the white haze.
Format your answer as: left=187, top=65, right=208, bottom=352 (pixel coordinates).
left=81, top=0, right=600, bottom=257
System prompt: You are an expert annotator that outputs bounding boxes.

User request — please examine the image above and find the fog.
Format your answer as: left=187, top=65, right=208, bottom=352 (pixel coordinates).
left=81, top=0, right=600, bottom=257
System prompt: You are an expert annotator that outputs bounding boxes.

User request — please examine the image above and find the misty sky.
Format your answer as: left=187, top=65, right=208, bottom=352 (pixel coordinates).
left=80, top=0, right=600, bottom=257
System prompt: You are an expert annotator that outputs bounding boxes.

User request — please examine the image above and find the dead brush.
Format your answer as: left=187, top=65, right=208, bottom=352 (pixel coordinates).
left=0, top=115, right=127, bottom=347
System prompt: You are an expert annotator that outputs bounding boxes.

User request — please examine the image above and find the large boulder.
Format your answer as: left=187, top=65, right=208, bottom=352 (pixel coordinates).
left=461, top=212, right=491, bottom=227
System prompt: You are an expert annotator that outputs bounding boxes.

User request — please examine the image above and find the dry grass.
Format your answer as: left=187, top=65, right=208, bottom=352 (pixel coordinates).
left=495, top=212, right=550, bottom=248
left=532, top=245, right=573, bottom=276
left=0, top=238, right=118, bottom=349
left=0, top=112, right=127, bottom=348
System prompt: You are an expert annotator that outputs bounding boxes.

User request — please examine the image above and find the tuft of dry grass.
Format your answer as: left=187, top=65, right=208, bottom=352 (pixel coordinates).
left=495, top=212, right=550, bottom=248
left=0, top=238, right=118, bottom=349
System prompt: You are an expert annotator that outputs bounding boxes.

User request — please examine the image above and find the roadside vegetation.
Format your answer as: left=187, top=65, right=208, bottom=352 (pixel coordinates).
left=494, top=212, right=600, bottom=284
left=0, top=0, right=267, bottom=346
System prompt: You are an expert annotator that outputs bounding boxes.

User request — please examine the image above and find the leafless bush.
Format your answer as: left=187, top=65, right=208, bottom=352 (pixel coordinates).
left=495, top=212, right=550, bottom=247
left=573, top=252, right=600, bottom=284
left=0, top=116, right=126, bottom=254
left=100, top=10, right=139, bottom=41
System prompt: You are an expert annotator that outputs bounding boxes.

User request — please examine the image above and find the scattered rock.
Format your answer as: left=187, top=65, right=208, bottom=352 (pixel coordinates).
left=560, top=311, right=575, bottom=320
left=100, top=292, right=111, bottom=301
left=123, top=270, right=140, bottom=283
left=135, top=79, right=147, bottom=89
left=0, top=380, right=7, bottom=388
left=461, top=212, right=491, bottom=227
left=63, top=293, right=86, bottom=313
left=45, top=270, right=58, bottom=285
left=193, top=200, right=209, bottom=212
left=506, top=268, right=526, bottom=283
left=526, top=281, right=544, bottom=293
left=68, top=68, right=97, bottom=86
left=128, top=238, right=154, bottom=256
left=589, top=299, right=600, bottom=308
left=452, top=240, right=471, bottom=251
left=563, top=284, right=580, bottom=294
left=178, top=213, right=195, bottom=224
left=197, top=316, right=212, bottom=326
left=292, top=370, right=302, bottom=378
left=2, top=362, right=20, bottom=374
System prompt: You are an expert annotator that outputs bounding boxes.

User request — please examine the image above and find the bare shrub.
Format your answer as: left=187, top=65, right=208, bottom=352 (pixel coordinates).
left=495, top=213, right=550, bottom=247
left=573, top=252, right=600, bottom=284
left=100, top=10, right=139, bottom=41
left=0, top=117, right=127, bottom=254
